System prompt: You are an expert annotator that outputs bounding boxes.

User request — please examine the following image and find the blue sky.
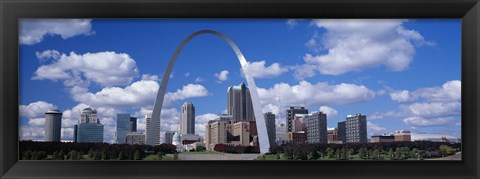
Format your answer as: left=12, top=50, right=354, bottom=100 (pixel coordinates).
left=19, top=19, right=461, bottom=143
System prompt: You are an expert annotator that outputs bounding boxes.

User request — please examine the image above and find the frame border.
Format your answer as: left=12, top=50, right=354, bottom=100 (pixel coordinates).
left=1, top=0, right=479, bottom=178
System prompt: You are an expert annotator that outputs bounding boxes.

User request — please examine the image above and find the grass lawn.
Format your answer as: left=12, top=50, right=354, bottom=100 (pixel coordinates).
left=143, top=154, right=175, bottom=160
left=180, top=151, right=223, bottom=155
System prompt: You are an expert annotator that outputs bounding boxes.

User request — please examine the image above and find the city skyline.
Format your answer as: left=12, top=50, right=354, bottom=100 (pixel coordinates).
left=19, top=19, right=461, bottom=143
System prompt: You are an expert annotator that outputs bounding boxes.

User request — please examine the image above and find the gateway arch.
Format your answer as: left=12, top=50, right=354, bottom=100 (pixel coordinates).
left=146, top=30, right=270, bottom=154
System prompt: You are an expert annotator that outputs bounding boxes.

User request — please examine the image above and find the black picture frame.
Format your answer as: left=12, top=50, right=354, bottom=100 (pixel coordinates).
left=1, top=0, right=479, bottom=178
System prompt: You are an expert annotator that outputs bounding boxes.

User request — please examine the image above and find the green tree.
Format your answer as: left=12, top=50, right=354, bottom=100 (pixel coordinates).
left=439, top=145, right=453, bottom=156
left=388, top=148, right=394, bottom=160
left=394, top=147, right=402, bottom=160
left=358, top=147, right=366, bottom=160
left=117, top=151, right=124, bottom=160
left=101, top=150, right=109, bottom=160
left=196, top=146, right=206, bottom=152
left=134, top=150, right=141, bottom=160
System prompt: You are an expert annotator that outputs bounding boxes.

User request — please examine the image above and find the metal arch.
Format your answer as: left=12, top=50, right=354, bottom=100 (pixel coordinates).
left=146, top=30, right=270, bottom=154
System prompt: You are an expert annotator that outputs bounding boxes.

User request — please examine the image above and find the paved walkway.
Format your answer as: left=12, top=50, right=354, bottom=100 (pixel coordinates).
left=426, top=152, right=462, bottom=160
left=177, top=153, right=260, bottom=160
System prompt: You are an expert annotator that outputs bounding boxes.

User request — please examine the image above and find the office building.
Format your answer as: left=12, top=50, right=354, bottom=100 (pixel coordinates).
left=287, top=132, right=306, bottom=144
left=205, top=119, right=233, bottom=150
left=371, top=135, right=395, bottom=143
left=293, top=114, right=307, bottom=132
left=337, top=121, right=346, bottom=143
left=327, top=128, right=339, bottom=144
left=180, top=102, right=195, bottom=135
left=227, top=83, right=255, bottom=121
left=130, top=117, right=137, bottom=132
left=44, top=109, right=62, bottom=142
left=145, top=113, right=160, bottom=145
left=345, top=114, right=367, bottom=143
left=76, top=108, right=104, bottom=143
left=263, top=112, right=276, bottom=147
left=394, top=130, right=412, bottom=142
left=165, top=131, right=176, bottom=144
left=286, top=106, right=308, bottom=133
left=231, top=121, right=250, bottom=146
left=126, top=132, right=145, bottom=145
left=305, top=112, right=327, bottom=144
left=116, top=113, right=133, bottom=144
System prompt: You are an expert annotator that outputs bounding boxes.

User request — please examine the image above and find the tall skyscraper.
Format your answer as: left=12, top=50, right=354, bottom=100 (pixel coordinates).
left=305, top=112, right=327, bottom=144
left=286, top=106, right=308, bottom=133
left=164, top=131, right=176, bottom=144
left=130, top=117, right=137, bottom=132
left=180, top=102, right=195, bottom=135
left=227, top=83, right=255, bottom=121
left=345, top=113, right=367, bottom=143
left=145, top=113, right=160, bottom=145
left=76, top=108, right=104, bottom=143
left=337, top=121, right=346, bottom=143
left=44, top=109, right=62, bottom=142
left=263, top=112, right=276, bottom=148
left=116, top=113, right=133, bottom=144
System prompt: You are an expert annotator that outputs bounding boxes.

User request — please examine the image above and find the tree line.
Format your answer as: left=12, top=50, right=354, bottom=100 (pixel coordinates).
left=268, top=141, right=460, bottom=160
left=20, top=140, right=177, bottom=160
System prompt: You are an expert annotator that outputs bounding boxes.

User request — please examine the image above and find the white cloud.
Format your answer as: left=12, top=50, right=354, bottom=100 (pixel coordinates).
left=195, top=113, right=220, bottom=137
left=184, top=72, right=190, bottom=77
left=286, top=19, right=303, bottom=29
left=195, top=77, right=205, bottom=83
left=19, top=101, right=58, bottom=118
left=70, top=79, right=159, bottom=108
left=411, top=133, right=460, bottom=141
left=367, top=121, right=388, bottom=136
left=319, top=106, right=338, bottom=118
left=292, top=64, right=317, bottom=80
left=400, top=102, right=461, bottom=119
left=20, top=19, right=93, bottom=45
left=390, top=80, right=461, bottom=103
left=33, top=51, right=139, bottom=87
left=296, top=19, right=433, bottom=76
left=389, top=90, right=413, bottom=103
left=214, top=70, right=229, bottom=82
left=243, top=60, right=289, bottom=78
left=164, top=84, right=209, bottom=105
left=35, top=50, right=61, bottom=61
left=141, top=74, right=159, bottom=81
left=257, top=80, right=375, bottom=106
left=403, top=117, right=455, bottom=127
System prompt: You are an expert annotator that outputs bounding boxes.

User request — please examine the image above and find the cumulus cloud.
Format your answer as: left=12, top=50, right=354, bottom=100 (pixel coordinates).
left=385, top=81, right=461, bottom=127
left=164, top=84, right=209, bottom=105
left=367, top=121, right=388, bottom=136
left=389, top=80, right=461, bottom=103
left=257, top=80, right=375, bottom=106
left=286, top=19, right=303, bottom=29
left=195, top=113, right=220, bottom=137
left=20, top=19, right=93, bottom=45
left=70, top=79, right=159, bottom=108
left=214, top=70, right=229, bottom=82
left=19, top=101, right=58, bottom=118
left=141, top=74, right=159, bottom=81
left=243, top=60, right=289, bottom=78
left=195, top=77, right=205, bottom=83
left=296, top=19, right=433, bottom=77
left=403, top=117, right=454, bottom=127
left=319, top=106, right=338, bottom=118
left=32, top=50, right=139, bottom=87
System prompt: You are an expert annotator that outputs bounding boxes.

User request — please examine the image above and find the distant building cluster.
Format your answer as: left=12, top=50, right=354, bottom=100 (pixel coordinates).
left=371, top=130, right=412, bottom=143
left=39, top=83, right=460, bottom=150
left=203, top=83, right=276, bottom=151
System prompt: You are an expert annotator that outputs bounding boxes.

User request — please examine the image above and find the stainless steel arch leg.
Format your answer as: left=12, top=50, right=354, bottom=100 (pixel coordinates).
left=146, top=30, right=270, bottom=154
